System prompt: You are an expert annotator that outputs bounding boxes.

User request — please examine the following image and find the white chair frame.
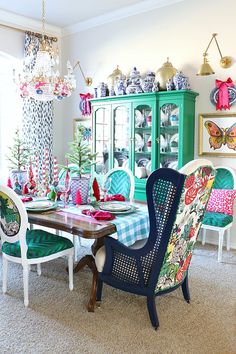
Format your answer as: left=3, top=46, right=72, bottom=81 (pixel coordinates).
left=0, top=184, right=74, bottom=307
left=201, top=166, right=236, bottom=262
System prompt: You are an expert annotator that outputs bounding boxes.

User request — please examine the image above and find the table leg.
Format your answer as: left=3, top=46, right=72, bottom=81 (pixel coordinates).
left=73, top=237, right=104, bottom=312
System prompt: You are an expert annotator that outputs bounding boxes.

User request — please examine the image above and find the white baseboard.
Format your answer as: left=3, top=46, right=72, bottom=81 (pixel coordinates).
left=199, top=230, right=236, bottom=250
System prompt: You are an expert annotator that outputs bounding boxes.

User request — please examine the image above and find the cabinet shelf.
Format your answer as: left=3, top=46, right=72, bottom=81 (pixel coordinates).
left=160, top=152, right=178, bottom=156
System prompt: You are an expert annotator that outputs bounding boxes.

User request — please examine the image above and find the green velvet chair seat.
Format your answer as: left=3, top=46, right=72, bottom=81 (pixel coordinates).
left=203, top=212, right=233, bottom=227
left=2, top=229, right=74, bottom=259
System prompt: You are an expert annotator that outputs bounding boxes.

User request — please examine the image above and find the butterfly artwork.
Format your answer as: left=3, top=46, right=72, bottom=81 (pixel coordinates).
left=204, top=120, right=236, bottom=150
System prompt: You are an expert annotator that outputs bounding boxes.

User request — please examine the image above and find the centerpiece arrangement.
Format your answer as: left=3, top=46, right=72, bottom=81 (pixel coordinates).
left=64, top=123, right=97, bottom=204
left=6, top=128, right=30, bottom=194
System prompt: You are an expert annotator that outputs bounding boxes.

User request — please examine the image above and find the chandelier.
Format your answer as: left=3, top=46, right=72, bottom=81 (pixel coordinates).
left=17, top=0, right=77, bottom=101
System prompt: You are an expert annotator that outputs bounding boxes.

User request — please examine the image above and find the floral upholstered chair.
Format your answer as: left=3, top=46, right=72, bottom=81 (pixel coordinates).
left=0, top=184, right=74, bottom=307
left=201, top=166, right=236, bottom=262
left=95, top=159, right=216, bottom=329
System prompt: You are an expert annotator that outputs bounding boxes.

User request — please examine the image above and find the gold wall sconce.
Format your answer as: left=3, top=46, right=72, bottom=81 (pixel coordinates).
left=197, top=33, right=232, bottom=76
left=73, top=61, right=92, bottom=86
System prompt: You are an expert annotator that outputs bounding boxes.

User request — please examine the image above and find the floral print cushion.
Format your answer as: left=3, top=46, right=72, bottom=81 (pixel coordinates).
left=2, top=229, right=74, bottom=259
left=206, top=189, right=236, bottom=216
left=0, top=191, right=20, bottom=237
left=155, top=166, right=215, bottom=293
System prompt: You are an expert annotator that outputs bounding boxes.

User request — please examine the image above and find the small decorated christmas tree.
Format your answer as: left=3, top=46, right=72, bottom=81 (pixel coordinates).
left=6, top=128, right=30, bottom=171
left=65, top=124, right=97, bottom=178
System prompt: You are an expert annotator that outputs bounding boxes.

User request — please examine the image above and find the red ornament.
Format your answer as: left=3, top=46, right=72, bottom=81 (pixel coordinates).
left=215, top=77, right=234, bottom=110
left=7, top=177, right=12, bottom=188
left=22, top=183, right=29, bottom=195
left=92, top=177, right=100, bottom=201
left=75, top=189, right=82, bottom=205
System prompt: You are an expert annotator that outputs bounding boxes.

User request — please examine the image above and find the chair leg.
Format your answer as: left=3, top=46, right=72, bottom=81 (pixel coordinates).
left=181, top=275, right=190, bottom=303
left=96, top=278, right=103, bottom=302
left=37, top=263, right=41, bottom=276
left=226, top=228, right=231, bottom=251
left=23, top=265, right=29, bottom=307
left=147, top=295, right=159, bottom=330
left=218, top=230, right=225, bottom=262
left=2, top=256, right=8, bottom=293
left=68, top=253, right=74, bottom=291
left=73, top=235, right=78, bottom=262
left=202, top=228, right=206, bottom=245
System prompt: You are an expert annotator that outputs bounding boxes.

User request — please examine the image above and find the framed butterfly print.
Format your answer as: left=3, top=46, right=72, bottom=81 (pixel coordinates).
left=199, top=113, right=236, bottom=156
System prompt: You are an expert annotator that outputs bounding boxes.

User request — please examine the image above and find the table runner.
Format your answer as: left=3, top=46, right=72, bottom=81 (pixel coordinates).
left=59, top=204, right=150, bottom=247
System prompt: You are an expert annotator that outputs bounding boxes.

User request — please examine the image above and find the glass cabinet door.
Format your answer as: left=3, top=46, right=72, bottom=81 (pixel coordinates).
left=133, top=104, right=152, bottom=180
left=94, top=107, right=110, bottom=174
left=159, top=103, right=179, bottom=169
left=113, top=105, right=130, bottom=168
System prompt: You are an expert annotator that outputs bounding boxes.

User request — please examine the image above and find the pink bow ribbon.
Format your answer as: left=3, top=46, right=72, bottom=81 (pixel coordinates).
left=80, top=93, right=94, bottom=116
left=215, top=77, right=234, bottom=110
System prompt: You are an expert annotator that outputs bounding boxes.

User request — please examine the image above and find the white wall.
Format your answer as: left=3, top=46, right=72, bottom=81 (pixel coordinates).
left=60, top=0, right=236, bottom=249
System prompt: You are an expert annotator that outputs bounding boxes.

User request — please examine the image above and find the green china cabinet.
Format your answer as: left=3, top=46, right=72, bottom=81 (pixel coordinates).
left=90, top=90, right=198, bottom=201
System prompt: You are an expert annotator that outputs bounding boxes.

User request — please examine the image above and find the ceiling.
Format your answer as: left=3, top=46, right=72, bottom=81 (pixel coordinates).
left=0, top=0, right=147, bottom=27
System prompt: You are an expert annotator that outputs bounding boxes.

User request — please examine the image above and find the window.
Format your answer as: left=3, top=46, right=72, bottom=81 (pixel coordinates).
left=0, top=52, right=22, bottom=183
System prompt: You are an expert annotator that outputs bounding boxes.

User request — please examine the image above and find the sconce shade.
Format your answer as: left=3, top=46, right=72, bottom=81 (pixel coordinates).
left=197, top=56, right=215, bottom=76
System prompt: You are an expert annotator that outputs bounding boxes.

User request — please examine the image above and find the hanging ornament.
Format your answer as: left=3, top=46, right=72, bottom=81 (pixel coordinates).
left=79, top=93, right=94, bottom=116
left=210, top=78, right=236, bottom=110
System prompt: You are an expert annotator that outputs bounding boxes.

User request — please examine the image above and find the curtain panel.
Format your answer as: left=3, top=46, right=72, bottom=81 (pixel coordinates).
left=22, top=33, right=54, bottom=182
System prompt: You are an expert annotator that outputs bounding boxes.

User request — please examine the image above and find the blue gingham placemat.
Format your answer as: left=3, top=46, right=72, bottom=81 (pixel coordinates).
left=112, top=204, right=150, bottom=246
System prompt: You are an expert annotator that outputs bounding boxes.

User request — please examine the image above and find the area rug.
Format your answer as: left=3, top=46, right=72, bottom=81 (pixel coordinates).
left=0, top=242, right=235, bottom=354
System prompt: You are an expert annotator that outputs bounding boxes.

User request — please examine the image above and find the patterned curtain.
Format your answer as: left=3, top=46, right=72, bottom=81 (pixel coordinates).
left=22, top=33, right=54, bottom=182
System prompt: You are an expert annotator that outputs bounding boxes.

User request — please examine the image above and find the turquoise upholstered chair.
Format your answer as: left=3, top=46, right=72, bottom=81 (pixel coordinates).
left=103, top=167, right=135, bottom=201
left=0, top=184, right=74, bottom=306
left=201, top=166, right=236, bottom=262
left=95, top=159, right=216, bottom=329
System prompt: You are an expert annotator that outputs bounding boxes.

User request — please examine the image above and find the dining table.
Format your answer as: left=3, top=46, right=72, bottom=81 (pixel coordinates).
left=27, top=201, right=149, bottom=312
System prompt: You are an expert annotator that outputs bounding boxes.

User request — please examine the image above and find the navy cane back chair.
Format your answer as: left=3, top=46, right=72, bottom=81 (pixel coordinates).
left=95, top=159, right=216, bottom=329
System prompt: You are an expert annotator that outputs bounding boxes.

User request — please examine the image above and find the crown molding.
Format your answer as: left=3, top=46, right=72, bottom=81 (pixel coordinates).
left=0, top=9, right=61, bottom=37
left=62, top=0, right=184, bottom=37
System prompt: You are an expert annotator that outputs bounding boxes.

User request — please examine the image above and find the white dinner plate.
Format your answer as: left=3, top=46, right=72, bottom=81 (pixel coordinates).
left=26, top=201, right=57, bottom=212
left=135, top=133, right=144, bottom=151
left=99, top=202, right=131, bottom=212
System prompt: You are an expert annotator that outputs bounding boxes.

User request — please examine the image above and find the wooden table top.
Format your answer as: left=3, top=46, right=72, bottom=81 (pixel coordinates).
left=28, top=210, right=116, bottom=239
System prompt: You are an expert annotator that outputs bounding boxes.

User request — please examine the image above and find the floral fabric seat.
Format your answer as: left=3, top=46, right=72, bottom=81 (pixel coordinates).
left=203, top=212, right=233, bottom=228
left=95, top=159, right=216, bottom=329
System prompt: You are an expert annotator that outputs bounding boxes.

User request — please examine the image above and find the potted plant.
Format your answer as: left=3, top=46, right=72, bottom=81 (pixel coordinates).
left=6, top=128, right=30, bottom=193
left=170, top=140, right=178, bottom=152
left=64, top=123, right=97, bottom=204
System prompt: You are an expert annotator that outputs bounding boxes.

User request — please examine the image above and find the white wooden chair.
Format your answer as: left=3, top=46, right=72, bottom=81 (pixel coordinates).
left=200, top=166, right=236, bottom=262
left=0, top=184, right=74, bottom=306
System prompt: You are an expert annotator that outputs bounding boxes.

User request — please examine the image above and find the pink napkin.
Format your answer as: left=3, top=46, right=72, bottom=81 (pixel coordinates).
left=100, top=194, right=125, bottom=202
left=21, top=197, right=33, bottom=203
left=82, top=209, right=116, bottom=221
